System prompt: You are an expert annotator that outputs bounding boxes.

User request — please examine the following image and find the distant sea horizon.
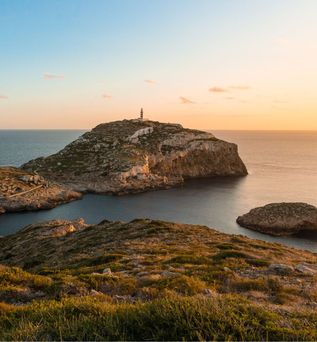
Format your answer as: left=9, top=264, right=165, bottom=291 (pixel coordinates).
left=1, top=129, right=317, bottom=252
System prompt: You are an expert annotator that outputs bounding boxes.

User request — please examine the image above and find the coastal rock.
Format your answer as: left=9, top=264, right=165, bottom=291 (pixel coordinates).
left=237, top=202, right=317, bottom=236
left=22, top=119, right=247, bottom=194
left=0, top=167, right=82, bottom=215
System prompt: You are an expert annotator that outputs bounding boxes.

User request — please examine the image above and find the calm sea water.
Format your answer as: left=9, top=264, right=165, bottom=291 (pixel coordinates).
left=1, top=129, right=317, bottom=252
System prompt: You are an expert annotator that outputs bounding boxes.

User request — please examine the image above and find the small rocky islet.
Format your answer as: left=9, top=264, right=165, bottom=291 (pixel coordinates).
left=237, top=202, right=317, bottom=236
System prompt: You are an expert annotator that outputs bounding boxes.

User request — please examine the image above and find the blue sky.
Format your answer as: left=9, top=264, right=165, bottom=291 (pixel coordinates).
left=1, top=0, right=317, bottom=129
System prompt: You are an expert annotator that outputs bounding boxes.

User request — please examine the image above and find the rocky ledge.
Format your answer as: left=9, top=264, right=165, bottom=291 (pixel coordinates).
left=0, top=167, right=82, bottom=214
left=22, top=119, right=247, bottom=194
left=1, top=218, right=317, bottom=340
left=237, top=202, right=317, bottom=236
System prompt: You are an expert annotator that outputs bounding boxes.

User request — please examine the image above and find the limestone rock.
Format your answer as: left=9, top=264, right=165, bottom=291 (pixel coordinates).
left=237, top=202, right=317, bottom=236
left=102, top=267, right=112, bottom=275
left=295, top=263, right=317, bottom=275
left=22, top=119, right=247, bottom=194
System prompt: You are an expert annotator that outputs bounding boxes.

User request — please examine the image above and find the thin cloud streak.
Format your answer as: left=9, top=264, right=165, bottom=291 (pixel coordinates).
left=229, top=85, right=251, bottom=90
left=102, top=94, right=112, bottom=99
left=209, top=85, right=251, bottom=93
left=209, top=87, right=228, bottom=93
left=43, top=73, right=65, bottom=80
left=144, top=79, right=157, bottom=84
left=0, top=95, right=8, bottom=99
left=179, top=96, right=195, bottom=104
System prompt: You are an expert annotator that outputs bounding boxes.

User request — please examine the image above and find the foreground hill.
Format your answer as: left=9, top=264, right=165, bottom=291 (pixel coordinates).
left=1, top=218, right=317, bottom=340
left=22, top=119, right=247, bottom=194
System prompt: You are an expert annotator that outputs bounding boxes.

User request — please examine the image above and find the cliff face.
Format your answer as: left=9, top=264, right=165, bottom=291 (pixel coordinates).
left=22, top=120, right=247, bottom=194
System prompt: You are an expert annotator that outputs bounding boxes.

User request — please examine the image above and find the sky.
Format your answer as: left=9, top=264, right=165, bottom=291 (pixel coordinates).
left=0, top=0, right=317, bottom=130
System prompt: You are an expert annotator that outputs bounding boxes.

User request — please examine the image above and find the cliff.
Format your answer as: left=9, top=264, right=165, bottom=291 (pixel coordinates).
left=0, top=167, right=82, bottom=214
left=1, top=218, right=317, bottom=340
left=22, top=119, right=247, bottom=194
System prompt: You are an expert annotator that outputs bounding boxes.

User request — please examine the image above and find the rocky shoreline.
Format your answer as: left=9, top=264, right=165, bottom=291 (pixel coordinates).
left=0, top=167, right=82, bottom=215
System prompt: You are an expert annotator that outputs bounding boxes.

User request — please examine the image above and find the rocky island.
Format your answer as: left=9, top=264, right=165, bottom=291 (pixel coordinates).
left=22, top=119, right=247, bottom=194
left=1, top=217, right=317, bottom=340
left=0, top=167, right=82, bottom=215
left=237, top=202, right=317, bottom=236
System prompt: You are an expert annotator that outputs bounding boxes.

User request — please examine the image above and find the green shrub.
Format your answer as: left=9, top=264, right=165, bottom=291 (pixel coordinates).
left=212, top=250, right=252, bottom=261
left=246, top=258, right=270, bottom=267
left=165, top=255, right=210, bottom=265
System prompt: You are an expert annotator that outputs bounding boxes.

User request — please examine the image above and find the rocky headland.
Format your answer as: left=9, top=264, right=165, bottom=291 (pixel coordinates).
left=0, top=167, right=82, bottom=215
left=237, top=202, right=317, bottom=236
left=22, top=119, right=247, bottom=194
left=1, top=218, right=317, bottom=340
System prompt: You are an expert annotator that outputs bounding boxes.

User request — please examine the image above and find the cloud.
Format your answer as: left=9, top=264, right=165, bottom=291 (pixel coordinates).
left=43, top=73, right=64, bottom=80
left=144, top=79, right=157, bottom=85
left=209, top=85, right=251, bottom=93
left=0, top=95, right=8, bottom=99
left=229, top=85, right=251, bottom=90
left=226, top=97, right=235, bottom=100
left=102, top=94, right=112, bottom=99
left=179, top=96, right=195, bottom=104
left=209, top=87, right=228, bottom=93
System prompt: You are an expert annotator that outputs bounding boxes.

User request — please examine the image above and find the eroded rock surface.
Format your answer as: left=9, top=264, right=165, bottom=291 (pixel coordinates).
left=22, top=119, right=247, bottom=194
left=0, top=167, right=82, bottom=214
left=237, top=202, right=317, bottom=236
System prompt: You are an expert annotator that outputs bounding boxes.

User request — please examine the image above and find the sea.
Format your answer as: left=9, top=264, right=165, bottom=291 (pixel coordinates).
left=1, top=129, right=317, bottom=252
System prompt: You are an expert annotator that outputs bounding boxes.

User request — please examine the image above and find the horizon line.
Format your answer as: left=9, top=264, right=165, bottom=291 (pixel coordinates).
left=2, top=128, right=317, bottom=132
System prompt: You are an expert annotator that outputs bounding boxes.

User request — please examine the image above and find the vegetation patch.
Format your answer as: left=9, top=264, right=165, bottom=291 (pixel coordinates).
left=212, top=250, right=253, bottom=261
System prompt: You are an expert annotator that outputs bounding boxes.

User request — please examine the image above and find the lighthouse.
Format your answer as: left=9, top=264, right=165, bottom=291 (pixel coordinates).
left=140, top=108, right=144, bottom=120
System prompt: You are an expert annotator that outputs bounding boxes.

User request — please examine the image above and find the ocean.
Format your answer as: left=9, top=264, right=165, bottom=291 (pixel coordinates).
left=1, top=129, right=317, bottom=252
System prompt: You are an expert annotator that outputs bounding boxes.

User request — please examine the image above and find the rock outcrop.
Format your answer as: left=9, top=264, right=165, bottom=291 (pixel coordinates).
left=0, top=167, right=82, bottom=214
left=22, top=119, right=247, bottom=194
left=237, top=202, right=317, bottom=236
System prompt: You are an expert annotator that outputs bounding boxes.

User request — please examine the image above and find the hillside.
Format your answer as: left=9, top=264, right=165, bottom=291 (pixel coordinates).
left=1, top=218, right=317, bottom=340
left=22, top=119, right=247, bottom=194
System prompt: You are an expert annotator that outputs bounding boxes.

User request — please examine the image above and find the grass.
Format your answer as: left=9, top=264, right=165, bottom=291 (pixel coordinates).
left=1, top=294, right=317, bottom=341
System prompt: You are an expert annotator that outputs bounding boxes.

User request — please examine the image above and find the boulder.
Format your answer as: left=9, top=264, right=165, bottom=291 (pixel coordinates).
left=237, top=202, right=317, bottom=236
